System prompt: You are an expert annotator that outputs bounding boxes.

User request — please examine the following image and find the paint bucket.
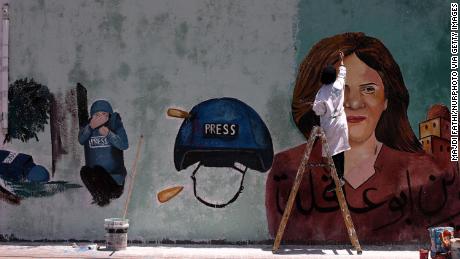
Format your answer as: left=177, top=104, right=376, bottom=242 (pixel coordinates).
left=452, top=238, right=460, bottom=259
left=428, top=227, right=454, bottom=258
left=419, top=249, right=429, bottom=259
left=104, top=218, right=129, bottom=250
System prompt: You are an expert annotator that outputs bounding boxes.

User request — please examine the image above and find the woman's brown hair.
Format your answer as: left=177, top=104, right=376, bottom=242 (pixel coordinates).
left=292, top=32, right=422, bottom=152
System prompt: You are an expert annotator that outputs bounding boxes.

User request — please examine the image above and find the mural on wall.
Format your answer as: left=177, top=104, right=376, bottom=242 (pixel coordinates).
left=49, top=92, right=67, bottom=175
left=0, top=0, right=453, bottom=244
left=0, top=80, right=127, bottom=207
left=157, top=185, right=184, bottom=204
left=0, top=78, right=81, bottom=205
left=50, top=83, right=88, bottom=175
left=266, top=32, right=459, bottom=242
left=169, top=97, right=274, bottom=208
left=5, top=78, right=50, bottom=143
left=419, top=104, right=452, bottom=171
left=78, top=99, right=129, bottom=207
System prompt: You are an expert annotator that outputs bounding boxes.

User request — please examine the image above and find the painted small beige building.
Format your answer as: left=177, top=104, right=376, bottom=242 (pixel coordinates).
left=419, top=104, right=451, bottom=168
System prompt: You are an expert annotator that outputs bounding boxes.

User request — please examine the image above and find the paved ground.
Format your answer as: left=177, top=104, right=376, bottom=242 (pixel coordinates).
left=0, top=243, right=425, bottom=259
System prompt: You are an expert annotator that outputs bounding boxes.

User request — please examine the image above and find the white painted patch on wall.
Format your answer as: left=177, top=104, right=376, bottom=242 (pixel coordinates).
left=0, top=1, right=8, bottom=147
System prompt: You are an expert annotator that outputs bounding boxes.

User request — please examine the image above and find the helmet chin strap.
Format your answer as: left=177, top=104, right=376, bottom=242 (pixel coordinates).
left=190, top=162, right=247, bottom=208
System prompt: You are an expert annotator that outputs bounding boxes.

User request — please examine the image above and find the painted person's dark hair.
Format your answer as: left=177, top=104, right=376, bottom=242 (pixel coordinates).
left=321, top=65, right=337, bottom=85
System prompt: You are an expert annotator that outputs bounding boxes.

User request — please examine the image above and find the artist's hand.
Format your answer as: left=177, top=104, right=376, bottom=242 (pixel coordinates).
left=339, top=51, right=344, bottom=66
left=99, top=126, right=110, bottom=136
left=90, top=114, right=108, bottom=129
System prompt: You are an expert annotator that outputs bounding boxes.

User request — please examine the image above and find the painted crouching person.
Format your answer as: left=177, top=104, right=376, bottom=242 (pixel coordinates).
left=78, top=100, right=129, bottom=206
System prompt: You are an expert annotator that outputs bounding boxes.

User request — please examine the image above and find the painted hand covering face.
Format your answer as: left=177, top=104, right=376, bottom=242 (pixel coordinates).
left=94, top=111, right=109, bottom=120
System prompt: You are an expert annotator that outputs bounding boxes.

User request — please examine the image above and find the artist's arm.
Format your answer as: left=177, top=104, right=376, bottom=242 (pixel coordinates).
left=332, top=66, right=346, bottom=91
left=78, top=124, right=93, bottom=145
left=312, top=91, right=327, bottom=116
left=333, top=51, right=346, bottom=91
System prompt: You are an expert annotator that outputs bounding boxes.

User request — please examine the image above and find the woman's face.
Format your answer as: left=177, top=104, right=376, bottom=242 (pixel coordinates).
left=343, top=53, right=388, bottom=144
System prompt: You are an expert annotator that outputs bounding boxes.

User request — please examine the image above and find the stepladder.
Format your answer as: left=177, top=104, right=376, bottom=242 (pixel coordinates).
left=272, top=126, right=362, bottom=255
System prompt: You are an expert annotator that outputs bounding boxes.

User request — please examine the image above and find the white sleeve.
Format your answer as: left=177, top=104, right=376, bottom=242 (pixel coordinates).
left=312, top=100, right=327, bottom=116
left=337, top=65, right=346, bottom=79
left=332, top=65, right=346, bottom=90
left=312, top=90, right=327, bottom=116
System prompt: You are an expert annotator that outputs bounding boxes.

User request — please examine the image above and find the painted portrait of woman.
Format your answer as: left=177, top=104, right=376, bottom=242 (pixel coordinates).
left=265, top=32, right=459, bottom=243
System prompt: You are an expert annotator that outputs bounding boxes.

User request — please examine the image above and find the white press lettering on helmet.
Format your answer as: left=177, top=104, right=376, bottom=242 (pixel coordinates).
left=203, top=123, right=239, bottom=137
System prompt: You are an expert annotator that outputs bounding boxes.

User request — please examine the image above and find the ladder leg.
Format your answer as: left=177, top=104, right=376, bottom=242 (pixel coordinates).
left=320, top=133, right=362, bottom=255
left=272, top=127, right=362, bottom=255
left=272, top=127, right=320, bottom=253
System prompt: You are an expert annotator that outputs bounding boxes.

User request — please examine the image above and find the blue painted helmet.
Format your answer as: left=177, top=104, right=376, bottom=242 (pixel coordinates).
left=174, top=97, right=274, bottom=172
left=26, top=165, right=50, bottom=183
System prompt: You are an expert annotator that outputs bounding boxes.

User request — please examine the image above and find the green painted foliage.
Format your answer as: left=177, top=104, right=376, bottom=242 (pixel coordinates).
left=5, top=78, right=51, bottom=143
